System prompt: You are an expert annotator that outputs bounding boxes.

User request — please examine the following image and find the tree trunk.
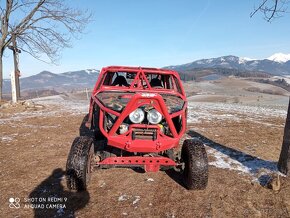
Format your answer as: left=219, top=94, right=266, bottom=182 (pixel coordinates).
left=12, top=35, right=20, bottom=101
left=0, top=53, right=3, bottom=101
left=278, top=97, right=290, bottom=175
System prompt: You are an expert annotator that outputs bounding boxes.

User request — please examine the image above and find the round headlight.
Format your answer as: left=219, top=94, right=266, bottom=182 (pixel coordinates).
left=129, top=108, right=145, bottom=123
left=147, top=109, right=162, bottom=124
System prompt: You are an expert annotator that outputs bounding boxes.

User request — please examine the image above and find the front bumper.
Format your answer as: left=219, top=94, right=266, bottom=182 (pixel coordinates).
left=98, top=156, right=176, bottom=172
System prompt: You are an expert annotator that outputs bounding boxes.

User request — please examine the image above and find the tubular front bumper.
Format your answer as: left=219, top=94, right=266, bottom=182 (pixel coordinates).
left=98, top=156, right=176, bottom=172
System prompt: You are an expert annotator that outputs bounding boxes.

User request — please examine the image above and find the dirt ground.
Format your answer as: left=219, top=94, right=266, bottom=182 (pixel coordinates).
left=0, top=93, right=290, bottom=218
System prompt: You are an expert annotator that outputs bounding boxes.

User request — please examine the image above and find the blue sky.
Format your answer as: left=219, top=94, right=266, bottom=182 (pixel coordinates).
left=3, top=0, right=290, bottom=78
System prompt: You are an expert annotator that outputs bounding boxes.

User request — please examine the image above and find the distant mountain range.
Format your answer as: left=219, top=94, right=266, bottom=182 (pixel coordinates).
left=3, top=53, right=290, bottom=94
left=165, top=53, right=290, bottom=76
left=3, top=69, right=99, bottom=93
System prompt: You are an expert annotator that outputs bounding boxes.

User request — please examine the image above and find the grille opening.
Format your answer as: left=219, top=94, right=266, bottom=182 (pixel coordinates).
left=132, top=128, right=157, bottom=140
left=172, top=115, right=182, bottom=134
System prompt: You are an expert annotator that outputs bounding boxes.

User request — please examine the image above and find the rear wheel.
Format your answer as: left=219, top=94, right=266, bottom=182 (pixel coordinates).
left=66, top=136, right=94, bottom=191
left=181, top=139, right=208, bottom=190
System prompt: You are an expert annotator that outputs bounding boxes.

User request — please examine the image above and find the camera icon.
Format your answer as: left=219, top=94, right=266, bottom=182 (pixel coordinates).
left=9, top=197, right=21, bottom=209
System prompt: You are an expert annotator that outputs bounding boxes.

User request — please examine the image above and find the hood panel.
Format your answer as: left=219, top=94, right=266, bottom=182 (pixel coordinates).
left=96, top=91, right=184, bottom=114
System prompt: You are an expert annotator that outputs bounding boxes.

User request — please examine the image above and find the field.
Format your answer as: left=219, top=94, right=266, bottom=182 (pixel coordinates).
left=1, top=77, right=290, bottom=217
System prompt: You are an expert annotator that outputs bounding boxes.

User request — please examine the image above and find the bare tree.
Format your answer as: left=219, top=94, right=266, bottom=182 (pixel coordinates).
left=278, top=97, right=290, bottom=175
left=251, top=0, right=289, bottom=21
left=0, top=0, right=91, bottom=100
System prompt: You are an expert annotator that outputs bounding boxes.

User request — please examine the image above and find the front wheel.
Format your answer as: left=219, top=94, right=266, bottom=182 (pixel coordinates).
left=66, top=136, right=94, bottom=191
left=181, top=139, right=208, bottom=190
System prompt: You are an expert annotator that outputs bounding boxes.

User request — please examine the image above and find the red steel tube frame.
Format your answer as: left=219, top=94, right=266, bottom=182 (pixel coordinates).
left=88, top=66, right=187, bottom=153
left=98, top=156, right=177, bottom=172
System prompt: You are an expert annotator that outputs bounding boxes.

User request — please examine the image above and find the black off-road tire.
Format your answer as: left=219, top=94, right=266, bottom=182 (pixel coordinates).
left=66, top=136, right=94, bottom=191
left=181, top=139, right=208, bottom=190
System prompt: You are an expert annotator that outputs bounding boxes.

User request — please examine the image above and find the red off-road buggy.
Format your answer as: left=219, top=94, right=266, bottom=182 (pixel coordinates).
left=66, top=66, right=208, bottom=191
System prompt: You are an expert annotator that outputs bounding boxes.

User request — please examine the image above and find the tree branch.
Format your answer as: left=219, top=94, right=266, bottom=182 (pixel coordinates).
left=251, top=0, right=288, bottom=21
left=0, top=0, right=91, bottom=63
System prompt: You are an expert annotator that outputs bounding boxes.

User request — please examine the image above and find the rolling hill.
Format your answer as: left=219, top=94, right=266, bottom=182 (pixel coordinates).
left=3, top=69, right=99, bottom=93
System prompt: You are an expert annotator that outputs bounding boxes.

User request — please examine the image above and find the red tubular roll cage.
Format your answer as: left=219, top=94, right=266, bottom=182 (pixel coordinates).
left=87, top=66, right=187, bottom=171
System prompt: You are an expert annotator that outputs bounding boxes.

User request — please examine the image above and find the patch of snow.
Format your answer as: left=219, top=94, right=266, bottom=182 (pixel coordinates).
left=207, top=148, right=252, bottom=174
left=122, top=212, right=128, bottom=216
left=239, top=57, right=255, bottom=64
left=187, top=102, right=286, bottom=124
left=0, top=96, right=88, bottom=125
left=226, top=56, right=238, bottom=62
left=22, top=124, right=59, bottom=129
left=267, top=53, right=290, bottom=63
left=85, top=69, right=99, bottom=74
left=206, top=59, right=213, bottom=64
left=243, top=57, right=256, bottom=61
left=146, top=178, right=154, bottom=182
left=271, top=76, right=290, bottom=84
left=118, top=194, right=130, bottom=201
left=205, top=143, right=278, bottom=177
left=166, top=212, right=176, bottom=218
left=0, top=136, right=14, bottom=142
left=32, top=95, right=88, bottom=114
left=132, top=196, right=141, bottom=205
